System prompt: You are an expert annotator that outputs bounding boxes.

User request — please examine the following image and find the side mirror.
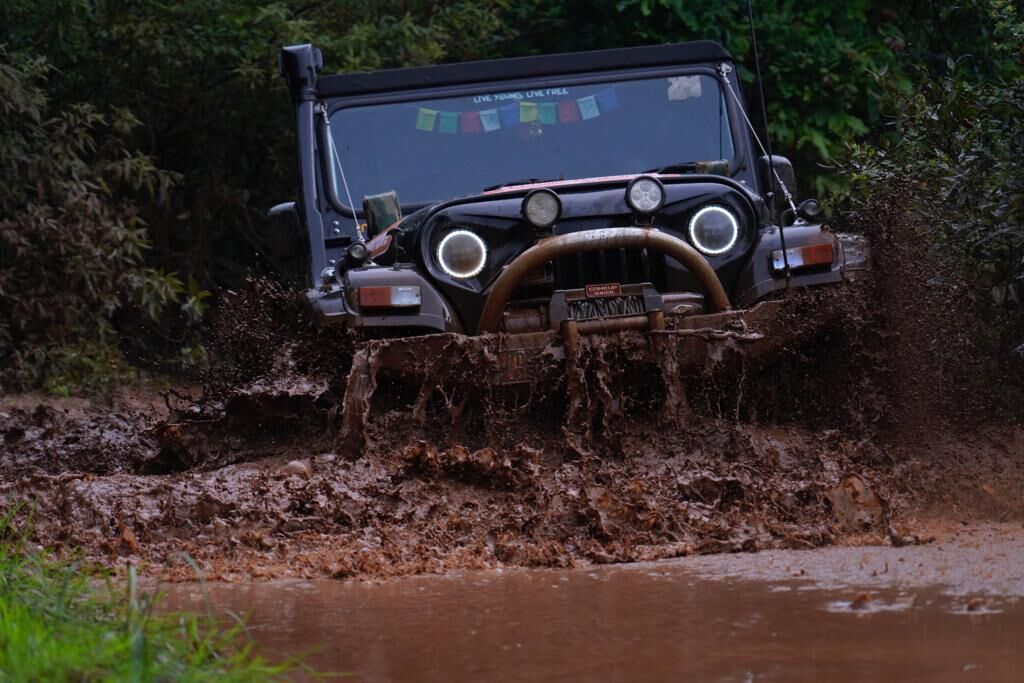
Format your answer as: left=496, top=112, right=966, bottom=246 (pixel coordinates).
left=757, top=155, right=797, bottom=220
left=362, top=191, right=402, bottom=239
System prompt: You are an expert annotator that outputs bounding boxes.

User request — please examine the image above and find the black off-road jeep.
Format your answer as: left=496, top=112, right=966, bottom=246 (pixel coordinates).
left=275, top=41, right=866, bottom=403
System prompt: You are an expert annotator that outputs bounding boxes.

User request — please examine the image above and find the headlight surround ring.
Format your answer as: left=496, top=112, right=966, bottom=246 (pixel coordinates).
left=436, top=229, right=487, bottom=279
left=688, top=205, right=740, bottom=256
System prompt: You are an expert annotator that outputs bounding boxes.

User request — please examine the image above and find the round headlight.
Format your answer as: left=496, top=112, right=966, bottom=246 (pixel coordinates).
left=437, top=230, right=487, bottom=279
left=626, top=176, right=665, bottom=213
left=522, top=189, right=561, bottom=228
left=688, top=205, right=739, bottom=255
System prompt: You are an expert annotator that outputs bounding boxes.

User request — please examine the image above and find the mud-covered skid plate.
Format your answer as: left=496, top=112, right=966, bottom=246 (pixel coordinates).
left=340, top=301, right=796, bottom=443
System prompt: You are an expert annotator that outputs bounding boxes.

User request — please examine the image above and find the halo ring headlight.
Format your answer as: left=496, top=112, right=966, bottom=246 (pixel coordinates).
left=626, top=175, right=666, bottom=214
left=522, top=189, right=561, bottom=228
left=688, top=205, right=739, bottom=256
left=436, top=229, right=487, bottom=279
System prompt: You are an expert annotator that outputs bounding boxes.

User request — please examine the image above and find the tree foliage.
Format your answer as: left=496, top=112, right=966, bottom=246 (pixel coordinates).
left=836, top=1, right=1024, bottom=349
left=0, top=49, right=202, bottom=392
left=0, top=0, right=1021, bottom=388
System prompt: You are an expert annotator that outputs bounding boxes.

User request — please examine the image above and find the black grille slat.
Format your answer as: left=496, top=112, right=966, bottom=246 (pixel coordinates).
left=553, top=247, right=666, bottom=290
left=627, top=249, right=644, bottom=282
left=650, top=249, right=666, bottom=287
left=584, top=252, right=599, bottom=284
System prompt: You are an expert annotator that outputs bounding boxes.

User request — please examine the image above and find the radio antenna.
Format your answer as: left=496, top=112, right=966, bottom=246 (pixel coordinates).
left=746, top=0, right=791, bottom=281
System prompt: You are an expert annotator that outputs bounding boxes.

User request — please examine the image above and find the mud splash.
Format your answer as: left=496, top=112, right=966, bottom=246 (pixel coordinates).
left=1, top=223, right=1023, bottom=580
left=0, top=284, right=879, bottom=577
left=2, top=415, right=877, bottom=579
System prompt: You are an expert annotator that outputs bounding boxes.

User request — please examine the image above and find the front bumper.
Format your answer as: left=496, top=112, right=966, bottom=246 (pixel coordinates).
left=309, top=225, right=867, bottom=336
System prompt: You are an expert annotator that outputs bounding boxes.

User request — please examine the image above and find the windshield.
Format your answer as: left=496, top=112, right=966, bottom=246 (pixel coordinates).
left=326, top=72, right=735, bottom=208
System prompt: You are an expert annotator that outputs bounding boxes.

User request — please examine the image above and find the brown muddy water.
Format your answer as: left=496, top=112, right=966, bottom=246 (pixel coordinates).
left=164, top=529, right=1024, bottom=682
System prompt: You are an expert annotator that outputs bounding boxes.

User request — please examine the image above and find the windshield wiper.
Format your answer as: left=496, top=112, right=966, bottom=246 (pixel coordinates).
left=643, top=159, right=729, bottom=175
left=483, top=177, right=558, bottom=192
left=642, top=162, right=698, bottom=174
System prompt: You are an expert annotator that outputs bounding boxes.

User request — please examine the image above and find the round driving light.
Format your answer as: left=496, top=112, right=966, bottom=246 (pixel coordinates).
left=626, top=176, right=665, bottom=213
left=797, top=198, right=823, bottom=221
left=688, top=205, right=739, bottom=256
left=346, top=241, right=369, bottom=265
left=522, top=189, right=561, bottom=228
left=437, top=229, right=487, bottom=279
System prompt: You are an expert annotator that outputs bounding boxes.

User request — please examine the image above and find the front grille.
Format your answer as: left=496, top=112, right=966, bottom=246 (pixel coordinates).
left=553, top=248, right=667, bottom=290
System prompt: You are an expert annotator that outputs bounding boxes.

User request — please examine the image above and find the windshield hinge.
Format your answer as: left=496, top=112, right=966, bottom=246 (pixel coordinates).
left=316, top=101, right=329, bottom=125
left=717, top=62, right=733, bottom=77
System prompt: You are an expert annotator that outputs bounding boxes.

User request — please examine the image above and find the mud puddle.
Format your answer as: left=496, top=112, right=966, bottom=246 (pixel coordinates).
left=163, top=529, right=1024, bottom=682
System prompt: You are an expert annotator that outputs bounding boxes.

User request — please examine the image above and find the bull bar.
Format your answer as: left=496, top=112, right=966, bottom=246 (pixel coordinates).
left=477, top=227, right=731, bottom=335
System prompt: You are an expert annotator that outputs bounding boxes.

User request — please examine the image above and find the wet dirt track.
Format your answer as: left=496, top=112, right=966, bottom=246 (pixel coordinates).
left=1, top=364, right=1022, bottom=582
left=0, top=399, right=856, bottom=578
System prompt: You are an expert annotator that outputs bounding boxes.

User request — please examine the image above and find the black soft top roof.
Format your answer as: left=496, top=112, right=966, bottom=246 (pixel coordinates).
left=317, top=41, right=732, bottom=99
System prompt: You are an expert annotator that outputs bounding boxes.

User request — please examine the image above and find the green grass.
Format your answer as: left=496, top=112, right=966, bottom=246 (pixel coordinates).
left=0, top=506, right=294, bottom=682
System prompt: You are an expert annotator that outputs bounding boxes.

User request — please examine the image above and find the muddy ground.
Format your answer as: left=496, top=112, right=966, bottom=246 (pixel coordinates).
left=1, top=266, right=1022, bottom=582
left=3, top=393, right=1021, bottom=582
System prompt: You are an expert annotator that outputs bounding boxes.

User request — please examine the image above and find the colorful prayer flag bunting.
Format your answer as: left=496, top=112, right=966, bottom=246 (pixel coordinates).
left=413, top=86, right=620, bottom=133
left=460, top=111, right=482, bottom=133
left=415, top=108, right=438, bottom=131
left=519, top=101, right=538, bottom=123
left=480, top=108, right=500, bottom=132
left=539, top=102, right=557, bottom=124
left=498, top=103, right=519, bottom=128
left=557, top=100, right=580, bottom=123
left=577, top=95, right=599, bottom=120
left=439, top=111, right=458, bottom=134
left=595, top=87, right=619, bottom=112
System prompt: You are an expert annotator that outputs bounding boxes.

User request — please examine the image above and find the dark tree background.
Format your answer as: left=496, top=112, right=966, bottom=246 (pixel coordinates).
left=1, top=0, right=1020, bottom=391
